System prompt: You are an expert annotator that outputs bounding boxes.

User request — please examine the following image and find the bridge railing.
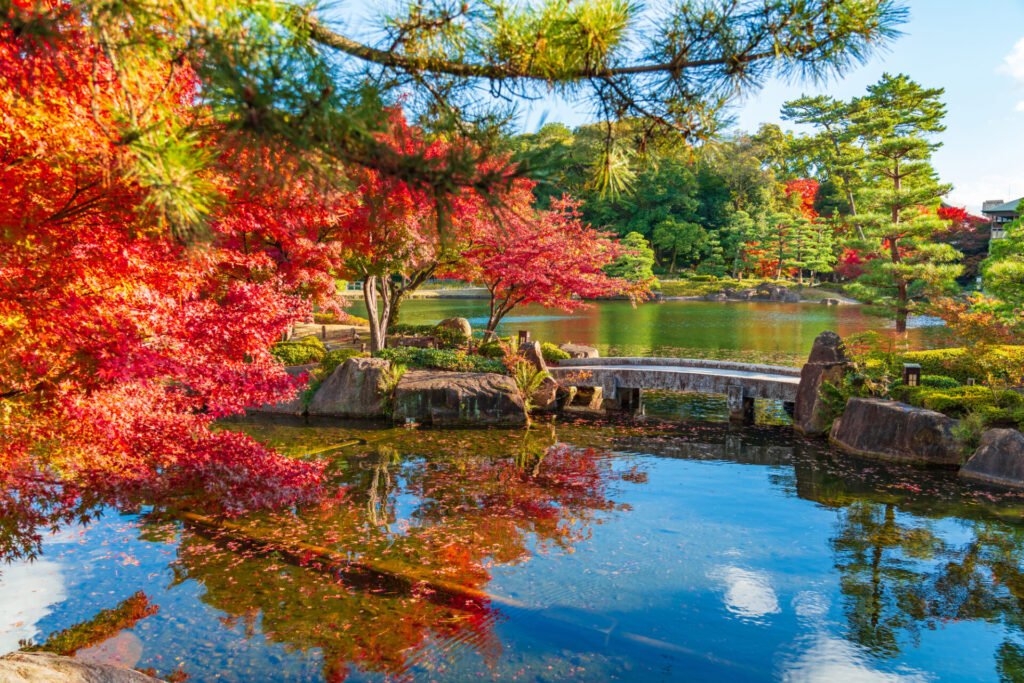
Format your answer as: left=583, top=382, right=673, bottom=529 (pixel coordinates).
left=552, top=357, right=802, bottom=378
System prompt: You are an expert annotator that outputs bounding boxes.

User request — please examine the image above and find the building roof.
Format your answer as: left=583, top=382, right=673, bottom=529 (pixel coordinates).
left=981, top=197, right=1023, bottom=214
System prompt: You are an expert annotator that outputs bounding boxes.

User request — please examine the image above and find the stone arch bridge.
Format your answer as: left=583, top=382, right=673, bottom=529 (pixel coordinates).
left=548, top=357, right=801, bottom=421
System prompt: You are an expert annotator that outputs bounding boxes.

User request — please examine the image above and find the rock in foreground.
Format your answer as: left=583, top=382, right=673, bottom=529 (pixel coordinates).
left=794, top=331, right=850, bottom=436
left=960, top=429, right=1024, bottom=488
left=559, top=344, right=599, bottom=359
left=0, top=651, right=160, bottom=682
left=830, top=397, right=964, bottom=466
left=393, top=371, right=527, bottom=425
left=307, top=357, right=392, bottom=418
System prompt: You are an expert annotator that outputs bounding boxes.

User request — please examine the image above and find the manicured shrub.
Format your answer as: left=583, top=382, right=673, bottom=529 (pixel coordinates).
left=387, top=323, right=467, bottom=349
left=921, top=375, right=960, bottom=389
left=313, top=312, right=369, bottom=326
left=374, top=347, right=507, bottom=374
left=541, top=342, right=570, bottom=362
left=271, top=337, right=326, bottom=366
left=897, top=346, right=1024, bottom=385
left=476, top=337, right=511, bottom=359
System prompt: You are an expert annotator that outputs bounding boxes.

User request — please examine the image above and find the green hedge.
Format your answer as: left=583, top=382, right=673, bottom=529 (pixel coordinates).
left=921, top=375, right=960, bottom=389
left=897, top=346, right=1024, bottom=384
left=313, top=312, right=369, bottom=326
left=374, top=347, right=506, bottom=374
left=271, top=337, right=326, bottom=366
left=542, top=342, right=570, bottom=362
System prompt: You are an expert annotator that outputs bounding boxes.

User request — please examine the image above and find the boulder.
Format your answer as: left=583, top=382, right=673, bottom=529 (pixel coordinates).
left=531, top=376, right=561, bottom=412
left=731, top=288, right=757, bottom=300
left=0, top=651, right=160, bottom=682
left=248, top=364, right=315, bottom=416
left=307, top=357, right=392, bottom=418
left=704, top=292, right=728, bottom=302
left=518, top=341, right=548, bottom=373
left=794, top=331, right=850, bottom=436
left=559, top=343, right=599, bottom=359
left=437, top=317, right=472, bottom=340
left=829, top=398, right=964, bottom=466
left=807, top=330, right=848, bottom=364
left=393, top=370, right=527, bottom=425
left=754, top=283, right=800, bottom=302
left=960, top=429, right=1024, bottom=488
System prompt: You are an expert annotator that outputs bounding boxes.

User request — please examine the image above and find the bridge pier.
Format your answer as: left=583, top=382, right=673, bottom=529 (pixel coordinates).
left=727, top=386, right=755, bottom=424
left=604, top=387, right=644, bottom=415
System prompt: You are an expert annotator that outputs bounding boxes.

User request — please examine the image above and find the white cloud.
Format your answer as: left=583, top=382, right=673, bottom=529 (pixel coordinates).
left=999, top=37, right=1024, bottom=112
left=714, top=566, right=780, bottom=620
left=782, top=634, right=931, bottom=683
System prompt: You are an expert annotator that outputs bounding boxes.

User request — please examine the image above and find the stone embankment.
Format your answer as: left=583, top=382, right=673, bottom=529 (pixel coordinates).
left=794, top=330, right=1024, bottom=489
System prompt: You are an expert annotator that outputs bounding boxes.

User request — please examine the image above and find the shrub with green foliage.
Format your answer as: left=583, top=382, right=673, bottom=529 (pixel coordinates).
left=313, top=312, right=369, bottom=326
left=477, top=337, right=511, bottom=359
left=920, top=375, right=960, bottom=389
left=271, top=337, right=326, bottom=366
left=387, top=323, right=467, bottom=349
left=898, top=346, right=1024, bottom=385
left=374, top=347, right=507, bottom=374
left=541, top=342, right=570, bottom=362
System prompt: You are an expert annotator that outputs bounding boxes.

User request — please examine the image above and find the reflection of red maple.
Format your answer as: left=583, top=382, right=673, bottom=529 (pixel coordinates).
left=171, top=443, right=642, bottom=681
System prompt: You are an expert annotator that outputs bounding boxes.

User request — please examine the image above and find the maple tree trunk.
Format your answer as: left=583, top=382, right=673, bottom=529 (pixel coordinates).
left=363, top=276, right=389, bottom=352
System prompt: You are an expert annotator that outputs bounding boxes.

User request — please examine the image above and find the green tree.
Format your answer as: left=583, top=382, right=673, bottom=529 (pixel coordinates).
left=845, top=74, right=962, bottom=333
left=605, top=231, right=656, bottom=282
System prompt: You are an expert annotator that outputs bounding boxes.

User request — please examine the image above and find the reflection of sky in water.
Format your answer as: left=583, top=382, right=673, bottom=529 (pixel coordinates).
left=715, top=566, right=780, bottom=621
left=1, top=422, right=1020, bottom=680
left=783, top=634, right=931, bottom=683
left=0, top=559, right=67, bottom=654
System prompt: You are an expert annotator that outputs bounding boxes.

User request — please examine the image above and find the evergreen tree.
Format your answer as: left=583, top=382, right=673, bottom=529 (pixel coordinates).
left=605, top=231, right=656, bottom=282
left=845, top=74, right=962, bottom=333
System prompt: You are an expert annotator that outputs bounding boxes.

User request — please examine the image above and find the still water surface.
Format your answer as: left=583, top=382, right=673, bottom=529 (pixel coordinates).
left=351, top=299, right=951, bottom=363
left=3, top=418, right=1024, bottom=682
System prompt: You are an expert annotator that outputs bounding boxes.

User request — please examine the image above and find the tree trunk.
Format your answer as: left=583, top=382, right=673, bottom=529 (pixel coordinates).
left=363, top=276, right=390, bottom=352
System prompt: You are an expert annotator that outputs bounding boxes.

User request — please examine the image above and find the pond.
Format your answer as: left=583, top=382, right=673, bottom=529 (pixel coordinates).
left=348, top=299, right=952, bottom=364
left=5, top=417, right=1024, bottom=682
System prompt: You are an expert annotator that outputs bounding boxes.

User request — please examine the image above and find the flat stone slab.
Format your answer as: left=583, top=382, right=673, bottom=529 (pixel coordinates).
left=960, top=429, right=1024, bottom=488
left=0, top=651, right=160, bottom=682
left=549, top=363, right=799, bottom=402
left=830, top=398, right=964, bottom=466
left=393, top=370, right=527, bottom=425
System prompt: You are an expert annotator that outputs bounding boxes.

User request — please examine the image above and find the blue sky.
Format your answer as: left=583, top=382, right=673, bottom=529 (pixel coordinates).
left=517, top=1, right=1024, bottom=213
left=338, top=1, right=1024, bottom=213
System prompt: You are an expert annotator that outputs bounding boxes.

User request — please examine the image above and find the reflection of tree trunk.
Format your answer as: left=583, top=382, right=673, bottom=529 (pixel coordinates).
left=868, top=504, right=896, bottom=633
left=366, top=462, right=392, bottom=530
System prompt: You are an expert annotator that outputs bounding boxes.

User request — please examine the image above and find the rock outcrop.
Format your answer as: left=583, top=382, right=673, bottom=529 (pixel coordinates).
left=307, top=357, right=393, bottom=418
left=829, top=397, right=964, bottom=466
left=960, top=429, right=1024, bottom=488
left=437, top=317, right=472, bottom=340
left=559, top=343, right=600, bottom=359
left=0, top=651, right=160, bottom=682
left=794, top=331, right=850, bottom=436
left=514, top=341, right=558, bottom=411
left=247, top=364, right=315, bottom=416
left=393, top=370, right=527, bottom=425
left=704, top=283, right=800, bottom=303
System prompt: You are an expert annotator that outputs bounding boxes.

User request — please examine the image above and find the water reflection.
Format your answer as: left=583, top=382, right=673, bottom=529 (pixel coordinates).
left=162, top=436, right=641, bottom=681
left=7, top=419, right=1024, bottom=680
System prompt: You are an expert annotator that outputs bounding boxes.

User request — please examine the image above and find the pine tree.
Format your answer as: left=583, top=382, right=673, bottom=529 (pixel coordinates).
left=845, top=74, right=961, bottom=333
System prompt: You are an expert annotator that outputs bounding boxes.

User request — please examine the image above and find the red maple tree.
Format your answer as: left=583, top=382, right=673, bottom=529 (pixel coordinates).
left=448, top=191, right=637, bottom=335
